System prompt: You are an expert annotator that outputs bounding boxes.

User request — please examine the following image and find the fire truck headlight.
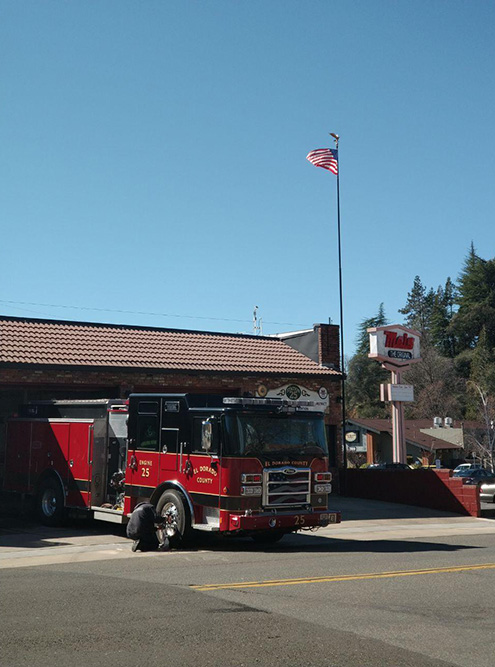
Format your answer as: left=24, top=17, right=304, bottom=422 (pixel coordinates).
left=240, top=485, right=262, bottom=496
left=314, top=484, right=332, bottom=494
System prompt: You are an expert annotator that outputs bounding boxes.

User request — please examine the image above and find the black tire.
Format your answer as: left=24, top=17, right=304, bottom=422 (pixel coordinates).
left=156, top=489, right=191, bottom=548
left=251, top=530, right=287, bottom=544
left=36, top=477, right=65, bottom=526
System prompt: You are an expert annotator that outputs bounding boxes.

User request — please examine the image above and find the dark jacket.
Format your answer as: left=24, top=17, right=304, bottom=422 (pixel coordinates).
left=126, top=502, right=162, bottom=540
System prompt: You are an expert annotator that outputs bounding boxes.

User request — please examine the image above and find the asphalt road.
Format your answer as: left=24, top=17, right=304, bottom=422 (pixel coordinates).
left=2, top=498, right=495, bottom=667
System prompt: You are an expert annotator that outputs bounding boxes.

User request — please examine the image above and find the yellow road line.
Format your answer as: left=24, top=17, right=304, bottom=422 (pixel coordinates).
left=191, top=563, right=495, bottom=591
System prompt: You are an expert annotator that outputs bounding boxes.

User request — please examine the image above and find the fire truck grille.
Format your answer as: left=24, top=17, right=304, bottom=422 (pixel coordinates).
left=263, top=468, right=311, bottom=508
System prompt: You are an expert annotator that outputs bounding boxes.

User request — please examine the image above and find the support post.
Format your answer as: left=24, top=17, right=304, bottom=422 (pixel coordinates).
left=390, top=368, right=407, bottom=463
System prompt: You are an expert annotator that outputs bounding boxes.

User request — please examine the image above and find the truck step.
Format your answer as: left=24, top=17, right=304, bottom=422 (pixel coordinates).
left=192, top=522, right=220, bottom=532
left=91, top=506, right=126, bottom=524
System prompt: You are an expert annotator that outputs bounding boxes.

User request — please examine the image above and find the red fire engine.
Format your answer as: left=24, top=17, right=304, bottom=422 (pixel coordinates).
left=3, top=394, right=341, bottom=544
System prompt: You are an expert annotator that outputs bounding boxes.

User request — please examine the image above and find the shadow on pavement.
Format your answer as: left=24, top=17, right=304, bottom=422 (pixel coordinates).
left=0, top=498, right=127, bottom=549
left=190, top=531, right=481, bottom=555
left=332, top=495, right=474, bottom=520
left=1, top=493, right=490, bottom=552
left=481, top=505, right=495, bottom=519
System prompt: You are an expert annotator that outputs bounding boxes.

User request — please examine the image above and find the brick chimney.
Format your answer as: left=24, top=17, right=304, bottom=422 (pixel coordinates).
left=316, top=323, right=340, bottom=370
left=277, top=323, right=341, bottom=371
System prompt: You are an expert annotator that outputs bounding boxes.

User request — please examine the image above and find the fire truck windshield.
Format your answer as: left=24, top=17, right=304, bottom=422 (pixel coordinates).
left=223, top=412, right=328, bottom=459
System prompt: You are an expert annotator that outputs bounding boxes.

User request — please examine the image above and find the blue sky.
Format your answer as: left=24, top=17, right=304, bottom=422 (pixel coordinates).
left=1, top=1, right=494, bottom=358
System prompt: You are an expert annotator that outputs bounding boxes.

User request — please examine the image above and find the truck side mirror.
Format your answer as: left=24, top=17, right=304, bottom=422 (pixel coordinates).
left=201, top=420, right=213, bottom=452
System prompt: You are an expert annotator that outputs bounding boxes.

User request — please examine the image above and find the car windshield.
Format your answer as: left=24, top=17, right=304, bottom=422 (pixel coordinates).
left=223, top=412, right=328, bottom=459
left=454, top=469, right=489, bottom=478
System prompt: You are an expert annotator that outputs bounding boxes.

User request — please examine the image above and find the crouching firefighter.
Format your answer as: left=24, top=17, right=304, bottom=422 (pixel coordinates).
left=127, top=502, right=169, bottom=552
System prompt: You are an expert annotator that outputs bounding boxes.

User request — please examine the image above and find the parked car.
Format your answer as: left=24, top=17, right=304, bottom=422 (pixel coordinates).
left=453, top=468, right=495, bottom=485
left=453, top=463, right=482, bottom=473
left=480, top=478, right=495, bottom=503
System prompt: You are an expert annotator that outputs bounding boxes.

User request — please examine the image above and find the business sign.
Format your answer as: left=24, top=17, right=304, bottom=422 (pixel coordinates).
left=261, top=384, right=330, bottom=411
left=345, top=430, right=360, bottom=444
left=368, top=325, right=421, bottom=367
left=380, top=383, right=414, bottom=402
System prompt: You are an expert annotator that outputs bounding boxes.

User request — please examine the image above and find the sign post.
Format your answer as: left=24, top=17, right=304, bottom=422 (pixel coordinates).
left=368, top=325, right=421, bottom=464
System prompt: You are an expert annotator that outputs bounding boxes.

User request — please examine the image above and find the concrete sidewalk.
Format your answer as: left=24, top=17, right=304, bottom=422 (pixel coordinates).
left=2, top=496, right=495, bottom=566
left=322, top=496, right=495, bottom=541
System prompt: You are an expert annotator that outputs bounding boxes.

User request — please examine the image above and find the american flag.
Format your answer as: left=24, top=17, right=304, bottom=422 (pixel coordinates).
left=306, top=148, right=338, bottom=175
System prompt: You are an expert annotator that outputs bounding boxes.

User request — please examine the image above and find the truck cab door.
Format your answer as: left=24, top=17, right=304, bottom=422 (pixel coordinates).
left=186, top=416, right=221, bottom=527
left=128, top=399, right=160, bottom=489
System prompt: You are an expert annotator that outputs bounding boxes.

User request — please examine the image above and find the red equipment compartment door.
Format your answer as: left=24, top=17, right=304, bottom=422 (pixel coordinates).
left=66, top=422, right=93, bottom=508
left=4, top=421, right=32, bottom=493
left=30, top=421, right=70, bottom=493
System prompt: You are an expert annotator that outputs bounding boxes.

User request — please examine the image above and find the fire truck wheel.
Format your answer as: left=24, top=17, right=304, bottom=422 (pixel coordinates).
left=36, top=478, right=65, bottom=526
left=156, top=489, right=191, bottom=547
left=251, top=530, right=287, bottom=544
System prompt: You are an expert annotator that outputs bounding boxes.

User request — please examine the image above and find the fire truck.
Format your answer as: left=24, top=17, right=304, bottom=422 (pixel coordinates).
left=3, top=394, right=341, bottom=544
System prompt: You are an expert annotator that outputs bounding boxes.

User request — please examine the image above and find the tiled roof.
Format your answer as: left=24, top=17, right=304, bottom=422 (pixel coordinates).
left=348, top=417, right=477, bottom=451
left=0, top=316, right=340, bottom=377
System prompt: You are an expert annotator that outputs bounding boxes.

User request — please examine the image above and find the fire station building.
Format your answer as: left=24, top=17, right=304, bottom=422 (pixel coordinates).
left=0, top=316, right=343, bottom=483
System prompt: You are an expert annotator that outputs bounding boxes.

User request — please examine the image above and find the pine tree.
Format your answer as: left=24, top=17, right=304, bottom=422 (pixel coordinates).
left=346, top=305, right=389, bottom=418
left=451, top=244, right=495, bottom=351
left=430, top=278, right=457, bottom=357
left=457, top=242, right=487, bottom=306
left=444, top=277, right=457, bottom=318
left=399, top=276, right=434, bottom=337
left=346, top=354, right=390, bottom=418
left=355, top=302, right=387, bottom=355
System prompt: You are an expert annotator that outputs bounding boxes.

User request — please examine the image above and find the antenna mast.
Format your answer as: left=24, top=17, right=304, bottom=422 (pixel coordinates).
left=253, top=306, right=263, bottom=335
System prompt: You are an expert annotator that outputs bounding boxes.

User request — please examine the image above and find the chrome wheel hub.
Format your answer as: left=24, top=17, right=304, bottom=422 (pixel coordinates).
left=159, top=502, right=179, bottom=538
left=41, top=489, right=57, bottom=517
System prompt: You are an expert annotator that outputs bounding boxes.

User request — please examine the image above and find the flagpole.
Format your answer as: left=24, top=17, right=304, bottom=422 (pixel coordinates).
left=306, top=139, right=347, bottom=476
left=330, top=132, right=348, bottom=474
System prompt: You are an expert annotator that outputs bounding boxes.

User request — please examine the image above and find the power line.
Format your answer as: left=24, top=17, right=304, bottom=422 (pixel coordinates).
left=0, top=299, right=307, bottom=329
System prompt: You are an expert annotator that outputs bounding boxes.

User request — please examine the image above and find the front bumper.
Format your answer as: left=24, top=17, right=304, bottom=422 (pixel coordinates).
left=226, top=509, right=341, bottom=533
